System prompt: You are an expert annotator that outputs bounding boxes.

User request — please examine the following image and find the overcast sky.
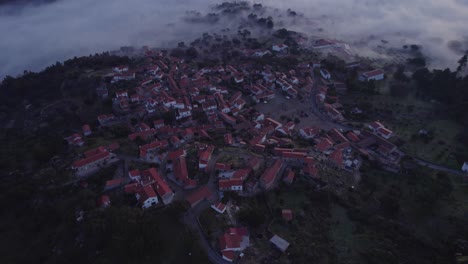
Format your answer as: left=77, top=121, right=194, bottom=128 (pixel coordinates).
left=1, top=0, right=467, bottom=78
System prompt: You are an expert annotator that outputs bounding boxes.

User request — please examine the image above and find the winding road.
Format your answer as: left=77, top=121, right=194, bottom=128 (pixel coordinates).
left=414, top=158, right=465, bottom=176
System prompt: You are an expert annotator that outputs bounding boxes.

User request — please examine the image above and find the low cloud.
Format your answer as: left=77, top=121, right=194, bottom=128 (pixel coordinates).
left=1, top=0, right=468, bottom=78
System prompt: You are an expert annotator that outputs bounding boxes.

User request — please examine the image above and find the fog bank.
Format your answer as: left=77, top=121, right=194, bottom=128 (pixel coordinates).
left=1, top=0, right=468, bottom=78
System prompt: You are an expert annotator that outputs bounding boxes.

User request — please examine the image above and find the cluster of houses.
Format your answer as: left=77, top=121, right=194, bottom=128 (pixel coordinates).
left=71, top=144, right=119, bottom=175
left=70, top=47, right=391, bottom=191
left=124, top=167, right=175, bottom=208
left=368, top=121, right=393, bottom=139
left=64, top=42, right=403, bottom=262
left=65, top=124, right=92, bottom=147
left=219, top=227, right=250, bottom=262
left=66, top=42, right=395, bottom=192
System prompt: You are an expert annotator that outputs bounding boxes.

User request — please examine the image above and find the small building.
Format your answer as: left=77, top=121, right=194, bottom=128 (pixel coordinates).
left=462, top=162, right=468, bottom=172
left=211, top=202, right=227, bottom=214
left=270, top=235, right=290, bottom=252
left=186, top=185, right=214, bottom=208
left=82, top=124, right=92, bottom=136
left=128, top=169, right=141, bottom=181
left=359, top=69, right=384, bottom=81
left=96, top=86, right=108, bottom=98
left=219, top=178, right=243, bottom=192
left=260, top=159, right=283, bottom=189
left=97, top=195, right=111, bottom=208
left=320, top=69, right=331, bottom=80
left=72, top=146, right=112, bottom=172
left=136, top=185, right=159, bottom=209
left=272, top=44, right=288, bottom=52
left=113, top=66, right=129, bottom=73
left=376, top=127, right=393, bottom=139
left=199, top=145, right=215, bottom=169
left=299, top=127, right=319, bottom=140
left=65, top=133, right=84, bottom=147
left=105, top=178, right=124, bottom=190
left=219, top=227, right=250, bottom=262
left=282, top=209, right=293, bottom=221
left=368, top=121, right=385, bottom=132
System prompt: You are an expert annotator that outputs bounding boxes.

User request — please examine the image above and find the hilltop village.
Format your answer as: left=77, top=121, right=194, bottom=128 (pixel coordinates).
left=2, top=1, right=468, bottom=263
left=59, top=35, right=413, bottom=263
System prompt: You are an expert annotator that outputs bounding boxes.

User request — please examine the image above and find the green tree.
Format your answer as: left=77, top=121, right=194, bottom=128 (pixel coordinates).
left=457, top=53, right=468, bottom=72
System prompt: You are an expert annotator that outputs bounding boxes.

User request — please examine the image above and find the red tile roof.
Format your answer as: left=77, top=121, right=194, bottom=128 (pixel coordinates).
left=82, top=124, right=91, bottom=132
left=369, top=121, right=384, bottom=130
left=222, top=250, right=234, bottom=262
left=167, top=149, right=186, bottom=160
left=219, top=178, right=243, bottom=190
left=138, top=185, right=157, bottom=202
left=219, top=227, right=248, bottom=252
left=98, top=195, right=111, bottom=208
left=329, top=128, right=349, bottom=143
left=377, top=127, right=392, bottom=136
left=260, top=159, right=283, bottom=188
left=174, top=156, right=196, bottom=188
left=212, top=202, right=226, bottom=213
left=233, top=169, right=250, bottom=180
left=303, top=163, right=319, bottom=179
left=186, top=185, right=213, bottom=207
left=73, top=149, right=110, bottom=168
left=346, top=131, right=360, bottom=142
left=329, top=149, right=344, bottom=168
left=129, top=169, right=140, bottom=177
left=199, top=145, right=214, bottom=162
left=215, top=163, right=232, bottom=171
left=105, top=178, right=124, bottom=187
left=84, top=146, right=106, bottom=158
left=316, top=138, right=333, bottom=152
left=142, top=168, right=172, bottom=198
left=282, top=209, right=293, bottom=221
left=124, top=183, right=139, bottom=193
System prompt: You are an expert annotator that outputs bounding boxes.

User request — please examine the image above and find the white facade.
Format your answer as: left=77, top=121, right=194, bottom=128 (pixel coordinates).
left=253, top=50, right=270, bottom=57
left=160, top=193, right=175, bottom=205
left=359, top=70, right=385, bottom=81
left=272, top=44, right=288, bottom=52
left=113, top=66, right=128, bottom=73
left=163, top=99, right=176, bottom=108
left=211, top=203, right=226, bottom=214
left=299, top=128, right=316, bottom=139
left=140, top=196, right=158, bottom=209
left=218, top=171, right=236, bottom=178
left=320, top=69, right=331, bottom=80
left=174, top=102, right=185, bottom=109
left=234, top=76, right=244, bottom=83
left=462, top=162, right=468, bottom=172
left=176, top=109, right=192, bottom=120
left=230, top=185, right=243, bottom=191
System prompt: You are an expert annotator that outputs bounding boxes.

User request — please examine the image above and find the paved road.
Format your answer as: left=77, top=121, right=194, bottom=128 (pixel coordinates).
left=184, top=205, right=230, bottom=264
left=414, top=158, right=465, bottom=176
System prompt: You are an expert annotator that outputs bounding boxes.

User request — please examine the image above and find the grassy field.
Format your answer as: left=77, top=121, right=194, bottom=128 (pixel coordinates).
left=328, top=203, right=382, bottom=264
left=248, top=179, right=334, bottom=263
left=342, top=93, right=467, bottom=169
left=324, top=164, right=468, bottom=263
left=397, top=119, right=467, bottom=169
left=237, top=161, right=468, bottom=263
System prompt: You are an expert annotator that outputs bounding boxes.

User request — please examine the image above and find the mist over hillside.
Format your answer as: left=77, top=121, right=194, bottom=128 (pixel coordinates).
left=1, top=0, right=468, bottom=78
